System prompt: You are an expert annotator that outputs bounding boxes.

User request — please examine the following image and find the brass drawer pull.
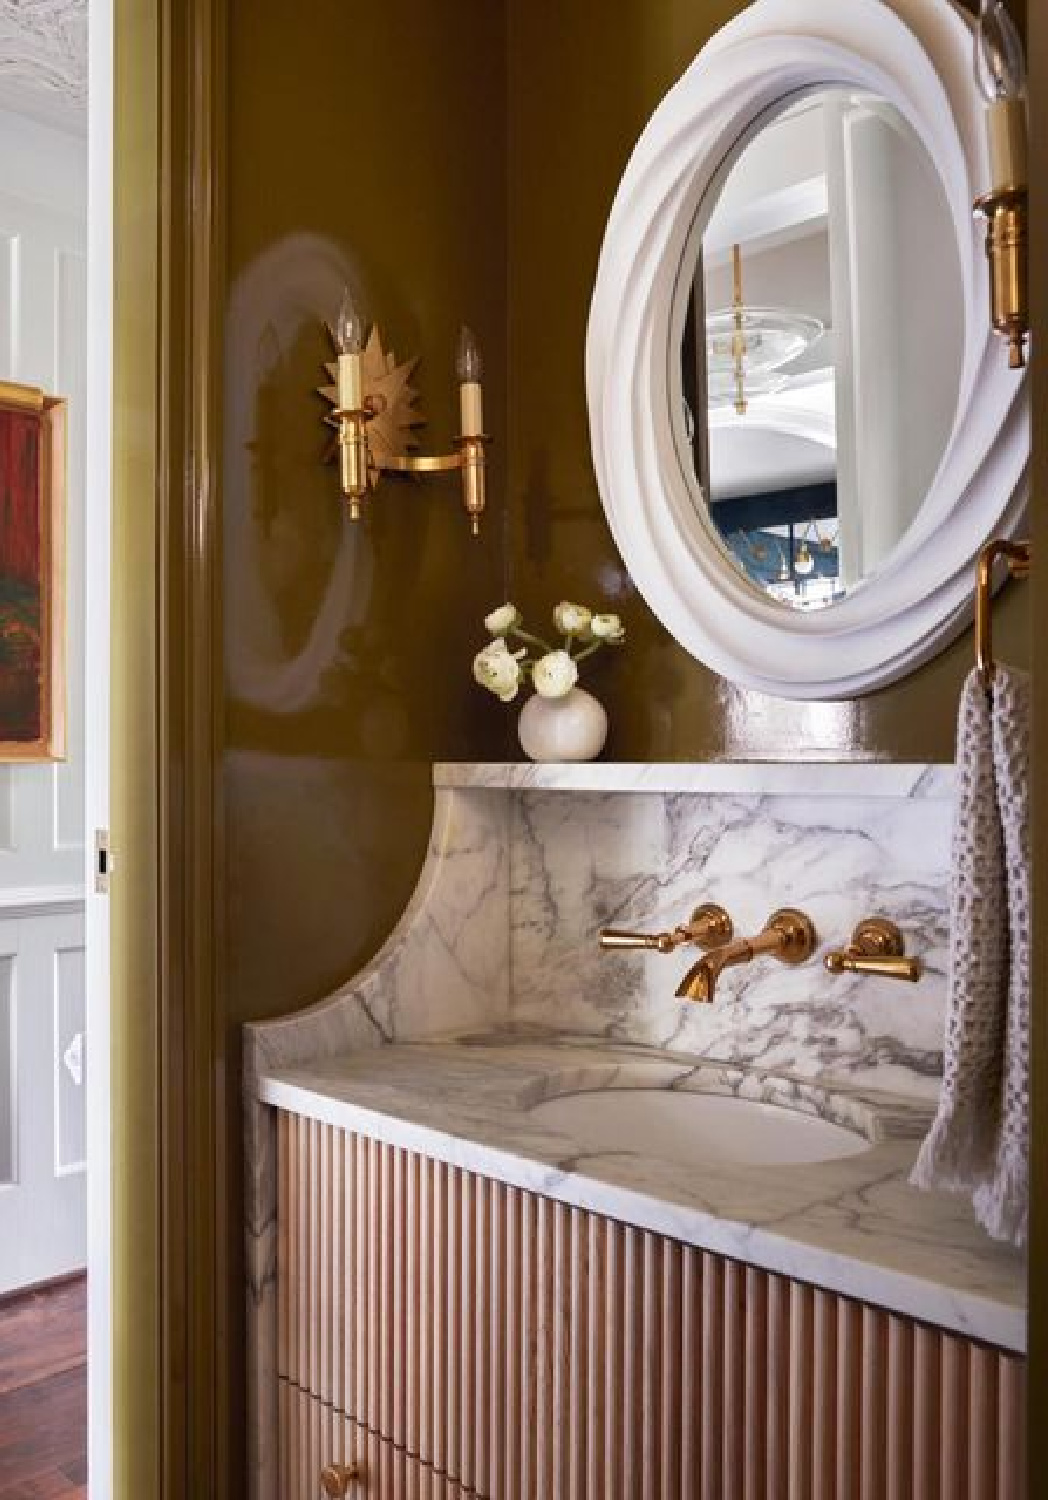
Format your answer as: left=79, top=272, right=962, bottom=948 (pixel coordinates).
left=320, top=1462, right=363, bottom=1496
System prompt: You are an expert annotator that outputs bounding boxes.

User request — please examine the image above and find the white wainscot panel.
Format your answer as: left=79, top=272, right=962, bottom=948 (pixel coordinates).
left=0, top=903, right=85, bottom=1293
left=0, top=952, right=14, bottom=1185
left=54, top=943, right=85, bottom=1174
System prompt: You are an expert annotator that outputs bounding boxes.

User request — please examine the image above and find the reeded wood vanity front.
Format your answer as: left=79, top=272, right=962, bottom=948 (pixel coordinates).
left=276, top=1113, right=1025, bottom=1500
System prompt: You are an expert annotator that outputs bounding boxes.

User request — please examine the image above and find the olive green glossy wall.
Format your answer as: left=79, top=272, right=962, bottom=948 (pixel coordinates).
left=505, top=0, right=1029, bottom=761
left=222, top=0, right=507, bottom=1474
left=224, top=0, right=509, bottom=1017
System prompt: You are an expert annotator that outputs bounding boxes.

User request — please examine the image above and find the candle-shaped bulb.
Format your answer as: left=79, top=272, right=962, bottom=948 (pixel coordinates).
left=975, top=0, right=1025, bottom=103
left=975, top=0, right=1027, bottom=191
left=456, top=325, right=484, bottom=438
left=456, top=325, right=483, bottom=384
left=335, top=288, right=366, bottom=414
left=337, top=287, right=367, bottom=356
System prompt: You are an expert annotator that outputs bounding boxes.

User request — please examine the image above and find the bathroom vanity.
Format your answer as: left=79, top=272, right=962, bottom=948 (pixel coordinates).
left=245, top=765, right=1026, bottom=1500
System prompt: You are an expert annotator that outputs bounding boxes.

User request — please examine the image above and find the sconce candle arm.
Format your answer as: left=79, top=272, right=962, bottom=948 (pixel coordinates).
left=378, top=439, right=490, bottom=476
left=974, top=186, right=1029, bottom=369
left=373, top=434, right=490, bottom=536
left=972, top=2, right=1029, bottom=368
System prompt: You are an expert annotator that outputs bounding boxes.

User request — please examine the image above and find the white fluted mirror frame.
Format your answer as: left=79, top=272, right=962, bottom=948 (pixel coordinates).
left=586, top=0, right=1028, bottom=699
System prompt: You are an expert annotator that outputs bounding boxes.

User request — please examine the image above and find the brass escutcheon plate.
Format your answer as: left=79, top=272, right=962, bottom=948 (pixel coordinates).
left=767, top=908, right=817, bottom=964
left=690, top=902, right=733, bottom=948
left=851, top=917, right=905, bottom=958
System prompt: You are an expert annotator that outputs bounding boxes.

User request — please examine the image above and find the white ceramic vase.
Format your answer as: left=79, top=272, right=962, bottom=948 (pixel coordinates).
left=517, top=686, right=608, bottom=763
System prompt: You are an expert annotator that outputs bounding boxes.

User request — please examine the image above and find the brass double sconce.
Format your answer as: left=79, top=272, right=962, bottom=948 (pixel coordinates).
left=974, top=0, right=1029, bottom=369
left=321, top=289, right=489, bottom=535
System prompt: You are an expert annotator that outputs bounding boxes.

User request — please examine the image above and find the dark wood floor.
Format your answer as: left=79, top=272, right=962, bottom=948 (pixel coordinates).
left=0, top=1277, right=87, bottom=1499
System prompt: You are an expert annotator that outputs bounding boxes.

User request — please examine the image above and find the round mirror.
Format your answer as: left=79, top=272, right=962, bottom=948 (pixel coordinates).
left=675, top=88, right=964, bottom=613
left=587, top=0, right=1028, bottom=699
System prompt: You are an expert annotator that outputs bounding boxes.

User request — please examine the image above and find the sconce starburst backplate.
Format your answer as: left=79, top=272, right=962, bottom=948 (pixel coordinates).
left=318, top=324, right=424, bottom=485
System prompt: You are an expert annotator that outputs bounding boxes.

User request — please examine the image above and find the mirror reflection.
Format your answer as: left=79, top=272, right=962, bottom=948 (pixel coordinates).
left=679, top=89, right=963, bottom=610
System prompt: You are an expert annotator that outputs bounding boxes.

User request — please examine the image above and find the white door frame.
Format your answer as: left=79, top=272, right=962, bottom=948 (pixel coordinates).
left=85, top=0, right=113, bottom=1493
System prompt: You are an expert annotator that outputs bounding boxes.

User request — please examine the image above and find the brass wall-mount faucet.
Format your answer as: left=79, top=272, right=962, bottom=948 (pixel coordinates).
left=599, top=903, right=734, bottom=956
left=823, top=918, right=922, bottom=983
left=599, top=904, right=817, bottom=1006
left=674, top=908, right=817, bottom=1005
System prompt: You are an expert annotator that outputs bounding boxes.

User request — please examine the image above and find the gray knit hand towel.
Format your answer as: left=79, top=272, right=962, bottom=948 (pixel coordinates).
left=910, top=665, right=1030, bottom=1247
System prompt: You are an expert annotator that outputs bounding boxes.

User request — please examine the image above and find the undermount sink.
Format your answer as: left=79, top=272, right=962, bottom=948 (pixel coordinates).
left=529, top=1088, right=871, bottom=1167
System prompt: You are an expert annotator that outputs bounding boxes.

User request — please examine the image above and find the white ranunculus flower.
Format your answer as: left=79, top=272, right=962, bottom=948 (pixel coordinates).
left=532, top=649, right=579, bottom=699
left=484, top=602, right=521, bottom=635
left=590, top=612, right=625, bottom=641
left=553, top=601, right=592, bottom=636
left=473, top=638, right=524, bottom=701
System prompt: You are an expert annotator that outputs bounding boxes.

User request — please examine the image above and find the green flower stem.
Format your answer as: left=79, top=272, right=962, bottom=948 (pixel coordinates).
left=572, top=642, right=604, bottom=663
left=509, top=626, right=555, bottom=655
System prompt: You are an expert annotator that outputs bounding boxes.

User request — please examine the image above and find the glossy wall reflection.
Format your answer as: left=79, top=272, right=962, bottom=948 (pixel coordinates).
left=224, top=3, right=508, bottom=1020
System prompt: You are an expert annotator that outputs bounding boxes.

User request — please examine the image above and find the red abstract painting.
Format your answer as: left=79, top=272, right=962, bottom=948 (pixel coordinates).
left=0, top=387, right=65, bottom=759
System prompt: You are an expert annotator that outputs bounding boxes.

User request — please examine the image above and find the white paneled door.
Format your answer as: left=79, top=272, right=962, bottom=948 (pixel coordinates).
left=0, top=900, right=86, bottom=1291
left=0, top=113, right=88, bottom=1293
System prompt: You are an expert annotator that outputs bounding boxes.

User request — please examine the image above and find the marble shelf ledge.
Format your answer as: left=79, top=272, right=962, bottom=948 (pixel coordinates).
left=434, top=761, right=955, bottom=798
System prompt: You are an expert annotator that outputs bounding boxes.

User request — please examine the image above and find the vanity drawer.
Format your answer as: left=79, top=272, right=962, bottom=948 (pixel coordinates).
left=277, top=1112, right=1026, bottom=1500
left=280, top=1381, right=476, bottom=1500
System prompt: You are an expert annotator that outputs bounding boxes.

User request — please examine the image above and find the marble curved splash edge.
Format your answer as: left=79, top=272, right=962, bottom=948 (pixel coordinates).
left=243, top=760, right=956, bottom=1500
left=243, top=782, right=510, bottom=1500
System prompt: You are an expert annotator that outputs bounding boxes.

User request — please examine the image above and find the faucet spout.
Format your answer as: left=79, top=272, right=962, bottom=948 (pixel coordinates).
left=675, top=908, right=816, bottom=1005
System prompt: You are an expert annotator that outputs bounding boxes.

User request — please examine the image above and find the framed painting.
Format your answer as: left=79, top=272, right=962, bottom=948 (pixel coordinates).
left=0, top=379, right=66, bottom=760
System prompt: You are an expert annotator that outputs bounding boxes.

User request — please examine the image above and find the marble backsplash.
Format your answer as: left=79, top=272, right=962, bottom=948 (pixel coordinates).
left=246, top=763, right=955, bottom=1108
left=506, top=776, right=952, bottom=1101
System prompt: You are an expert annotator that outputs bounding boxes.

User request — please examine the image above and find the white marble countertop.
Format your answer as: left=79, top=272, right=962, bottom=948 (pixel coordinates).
left=258, top=1031, right=1024, bottom=1353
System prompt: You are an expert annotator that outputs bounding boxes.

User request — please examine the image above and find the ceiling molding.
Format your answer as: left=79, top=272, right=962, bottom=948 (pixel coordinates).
left=0, top=0, right=87, bottom=135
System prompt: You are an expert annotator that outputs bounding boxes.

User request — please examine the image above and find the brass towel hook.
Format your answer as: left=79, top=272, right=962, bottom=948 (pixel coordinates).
left=976, top=537, right=1030, bottom=688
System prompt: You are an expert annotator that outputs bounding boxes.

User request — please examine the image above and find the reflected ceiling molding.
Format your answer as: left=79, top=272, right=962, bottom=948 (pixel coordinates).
left=0, top=0, right=87, bottom=134
left=703, top=177, right=828, bottom=262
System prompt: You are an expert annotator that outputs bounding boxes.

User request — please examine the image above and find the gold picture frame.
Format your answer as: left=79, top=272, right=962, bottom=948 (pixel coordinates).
left=0, top=377, right=67, bottom=760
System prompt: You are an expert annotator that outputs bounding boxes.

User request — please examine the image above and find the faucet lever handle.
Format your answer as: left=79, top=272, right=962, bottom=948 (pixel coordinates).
left=599, top=903, right=733, bottom=955
left=599, top=927, right=681, bottom=953
left=824, top=918, right=922, bottom=983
